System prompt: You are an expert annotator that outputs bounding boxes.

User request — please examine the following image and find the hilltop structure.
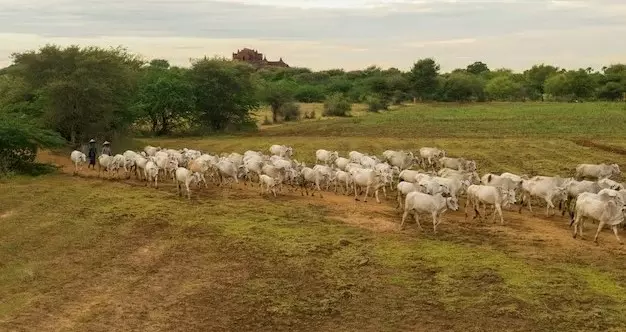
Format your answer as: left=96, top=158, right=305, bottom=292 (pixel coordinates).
left=232, top=48, right=289, bottom=68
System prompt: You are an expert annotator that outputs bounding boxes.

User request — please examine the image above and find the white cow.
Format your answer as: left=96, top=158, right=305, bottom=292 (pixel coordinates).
left=576, top=163, right=620, bottom=180
left=598, top=178, right=624, bottom=190
left=348, top=151, right=365, bottom=163
left=270, top=145, right=293, bottom=158
left=315, top=149, right=338, bottom=165
left=259, top=174, right=279, bottom=197
left=334, top=157, right=350, bottom=171
left=70, top=150, right=87, bottom=175
left=465, top=185, right=507, bottom=224
left=419, top=147, right=446, bottom=169
left=384, top=150, right=415, bottom=170
left=175, top=167, right=202, bottom=200
left=481, top=173, right=522, bottom=206
left=571, top=191, right=625, bottom=244
left=396, top=181, right=423, bottom=209
left=519, top=177, right=568, bottom=216
left=144, top=161, right=159, bottom=188
left=400, top=192, right=459, bottom=232
left=352, top=169, right=383, bottom=203
left=97, top=154, right=116, bottom=178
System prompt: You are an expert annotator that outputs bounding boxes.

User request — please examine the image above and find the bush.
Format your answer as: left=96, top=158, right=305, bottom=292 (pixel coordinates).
left=262, top=115, right=272, bottom=125
left=0, top=113, right=65, bottom=175
left=365, top=94, right=389, bottom=112
left=323, top=93, right=351, bottom=117
left=279, top=102, right=301, bottom=122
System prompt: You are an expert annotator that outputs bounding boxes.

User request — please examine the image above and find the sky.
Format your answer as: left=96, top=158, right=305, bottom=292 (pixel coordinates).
left=0, top=0, right=625, bottom=71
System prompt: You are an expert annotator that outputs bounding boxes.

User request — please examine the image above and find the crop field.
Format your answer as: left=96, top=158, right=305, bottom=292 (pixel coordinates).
left=2, top=102, right=626, bottom=331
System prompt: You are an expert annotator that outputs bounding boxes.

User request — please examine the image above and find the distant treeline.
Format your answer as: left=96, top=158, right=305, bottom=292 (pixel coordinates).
left=1, top=44, right=625, bottom=174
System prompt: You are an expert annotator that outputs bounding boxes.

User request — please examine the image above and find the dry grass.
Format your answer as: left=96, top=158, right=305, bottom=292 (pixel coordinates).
left=3, top=102, right=626, bottom=331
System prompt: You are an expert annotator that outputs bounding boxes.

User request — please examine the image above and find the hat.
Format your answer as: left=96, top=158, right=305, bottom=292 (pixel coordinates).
left=103, top=141, right=110, bottom=145
left=89, top=139, right=95, bottom=143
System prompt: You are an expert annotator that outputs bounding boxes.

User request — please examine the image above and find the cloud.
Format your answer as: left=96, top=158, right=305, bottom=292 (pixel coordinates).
left=0, top=0, right=625, bottom=71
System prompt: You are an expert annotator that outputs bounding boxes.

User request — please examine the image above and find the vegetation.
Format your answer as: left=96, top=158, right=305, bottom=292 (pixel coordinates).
left=0, top=112, right=64, bottom=175
left=323, top=93, right=352, bottom=117
left=4, top=102, right=626, bottom=329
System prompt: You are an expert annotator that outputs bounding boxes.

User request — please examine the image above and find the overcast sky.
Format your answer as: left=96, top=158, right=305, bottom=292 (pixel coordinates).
left=1, top=0, right=625, bottom=71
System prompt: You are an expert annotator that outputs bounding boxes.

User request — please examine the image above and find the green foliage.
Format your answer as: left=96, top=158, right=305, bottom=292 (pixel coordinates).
left=278, top=102, right=301, bottom=122
left=133, top=62, right=196, bottom=135
left=188, top=58, right=259, bottom=132
left=365, top=94, right=389, bottom=112
left=466, top=61, right=490, bottom=75
left=440, top=72, right=485, bottom=102
left=545, top=69, right=595, bottom=101
left=259, top=80, right=297, bottom=123
left=485, top=75, right=525, bottom=101
left=0, top=112, right=65, bottom=175
left=524, top=64, right=561, bottom=100
left=408, top=58, right=440, bottom=100
left=323, top=93, right=351, bottom=117
left=7, top=45, right=143, bottom=144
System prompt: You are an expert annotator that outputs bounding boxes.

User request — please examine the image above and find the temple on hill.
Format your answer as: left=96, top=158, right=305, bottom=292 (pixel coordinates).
left=232, top=48, right=289, bottom=68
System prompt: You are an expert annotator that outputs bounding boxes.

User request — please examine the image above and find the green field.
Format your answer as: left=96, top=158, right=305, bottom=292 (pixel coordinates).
left=2, top=102, right=626, bottom=331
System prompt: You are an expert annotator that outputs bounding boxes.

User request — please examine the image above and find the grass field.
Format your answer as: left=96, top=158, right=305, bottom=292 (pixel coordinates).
left=3, top=102, right=626, bottom=331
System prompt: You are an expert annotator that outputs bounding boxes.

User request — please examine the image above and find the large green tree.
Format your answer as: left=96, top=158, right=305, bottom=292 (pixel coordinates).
left=408, top=58, right=440, bottom=101
left=134, top=60, right=196, bottom=135
left=523, top=64, right=560, bottom=100
left=7, top=45, right=143, bottom=144
left=188, top=58, right=259, bottom=131
left=485, top=75, right=525, bottom=101
left=259, top=79, right=297, bottom=123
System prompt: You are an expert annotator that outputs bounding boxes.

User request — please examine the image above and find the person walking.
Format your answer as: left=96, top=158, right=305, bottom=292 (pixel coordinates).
left=87, top=139, right=97, bottom=169
left=102, top=141, right=112, bottom=156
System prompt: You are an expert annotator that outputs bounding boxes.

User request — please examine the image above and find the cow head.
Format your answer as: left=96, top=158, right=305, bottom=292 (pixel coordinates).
left=611, top=164, right=621, bottom=175
left=446, top=196, right=459, bottom=211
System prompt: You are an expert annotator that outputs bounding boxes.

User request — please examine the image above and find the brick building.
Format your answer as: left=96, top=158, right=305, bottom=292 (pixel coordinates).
left=232, top=48, right=289, bottom=68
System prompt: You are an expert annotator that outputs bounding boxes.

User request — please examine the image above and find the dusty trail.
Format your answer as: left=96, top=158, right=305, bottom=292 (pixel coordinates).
left=41, top=151, right=626, bottom=259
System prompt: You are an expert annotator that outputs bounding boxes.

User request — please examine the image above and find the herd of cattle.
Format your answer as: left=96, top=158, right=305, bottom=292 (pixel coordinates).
left=69, top=144, right=625, bottom=245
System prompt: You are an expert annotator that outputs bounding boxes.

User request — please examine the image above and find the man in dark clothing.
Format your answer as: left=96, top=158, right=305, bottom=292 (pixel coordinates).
left=87, top=139, right=97, bottom=169
left=102, top=141, right=112, bottom=156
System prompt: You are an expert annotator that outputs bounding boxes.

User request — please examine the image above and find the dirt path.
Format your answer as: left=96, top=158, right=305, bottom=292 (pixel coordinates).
left=41, top=151, right=626, bottom=259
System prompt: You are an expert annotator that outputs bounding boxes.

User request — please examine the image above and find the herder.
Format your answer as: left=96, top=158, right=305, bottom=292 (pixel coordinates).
left=102, top=141, right=112, bottom=156
left=87, top=139, right=97, bottom=169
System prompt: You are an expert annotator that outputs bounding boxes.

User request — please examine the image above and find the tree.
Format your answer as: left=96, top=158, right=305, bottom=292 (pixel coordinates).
left=323, top=93, right=351, bottom=117
left=466, top=61, right=490, bottom=75
left=188, top=58, right=259, bottom=131
left=408, top=58, right=440, bottom=101
left=524, top=64, right=560, bottom=100
left=0, top=112, right=65, bottom=174
left=440, top=72, right=484, bottom=102
left=8, top=45, right=143, bottom=144
left=259, top=80, right=297, bottom=123
left=596, top=82, right=625, bottom=101
left=544, top=69, right=595, bottom=100
left=485, top=75, right=525, bottom=101
left=134, top=64, right=196, bottom=135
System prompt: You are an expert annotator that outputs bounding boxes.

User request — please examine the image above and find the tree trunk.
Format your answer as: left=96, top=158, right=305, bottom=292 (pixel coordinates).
left=151, top=118, right=159, bottom=134
left=70, top=126, right=76, bottom=146
left=160, top=113, right=169, bottom=135
left=272, top=106, right=279, bottom=123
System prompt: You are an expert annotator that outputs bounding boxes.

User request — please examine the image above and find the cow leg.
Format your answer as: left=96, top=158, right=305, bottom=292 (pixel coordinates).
left=593, top=221, right=606, bottom=244
left=611, top=226, right=623, bottom=244
left=496, top=204, right=504, bottom=224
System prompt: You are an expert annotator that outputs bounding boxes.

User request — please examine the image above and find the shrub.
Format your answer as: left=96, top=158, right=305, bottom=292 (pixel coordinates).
left=262, top=115, right=272, bottom=125
left=279, top=102, right=301, bottom=122
left=0, top=113, right=65, bottom=175
left=365, top=94, right=389, bottom=112
left=323, top=93, right=351, bottom=117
